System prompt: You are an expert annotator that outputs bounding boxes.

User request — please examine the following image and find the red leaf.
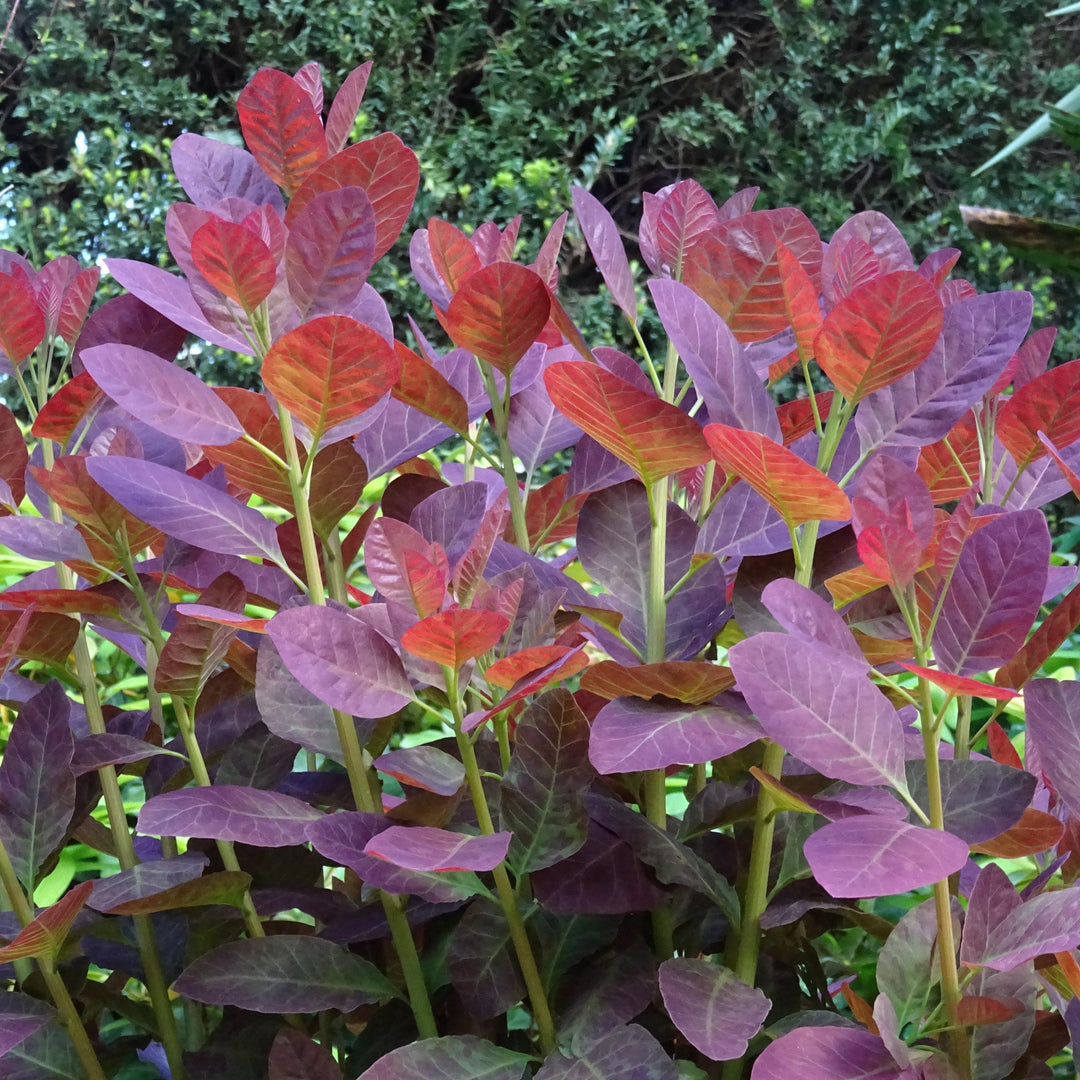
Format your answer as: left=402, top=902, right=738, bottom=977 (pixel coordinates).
left=58, top=267, right=99, bottom=345
left=0, top=587, right=122, bottom=618
left=325, top=61, right=373, bottom=154
left=814, top=270, right=943, bottom=402
left=0, top=270, right=45, bottom=362
left=0, top=404, right=28, bottom=511
left=292, top=61, right=324, bottom=113
left=428, top=218, right=481, bottom=295
left=401, top=607, right=509, bottom=670
left=956, top=996, right=1025, bottom=1026
left=580, top=660, right=735, bottom=705
left=262, top=315, right=399, bottom=442
left=917, top=413, right=980, bottom=503
left=308, top=439, right=368, bottom=538
left=998, top=359, right=1080, bottom=471
left=402, top=548, right=448, bottom=618
left=682, top=208, right=821, bottom=343
left=0, top=881, right=93, bottom=963
left=703, top=422, right=850, bottom=526
left=191, top=218, right=276, bottom=311
left=995, top=580, right=1080, bottom=690
left=971, top=808, right=1063, bottom=858
left=546, top=362, right=710, bottom=485
left=653, top=179, right=720, bottom=278
left=776, top=392, right=834, bottom=446
left=896, top=663, right=1019, bottom=701
left=986, top=721, right=1023, bottom=769
left=174, top=605, right=268, bottom=633
left=776, top=242, right=822, bottom=362
left=31, top=371, right=104, bottom=446
left=287, top=134, right=419, bottom=260
left=237, top=67, right=328, bottom=195
left=0, top=611, right=79, bottom=665
left=524, top=472, right=587, bottom=547
left=391, top=341, right=469, bottom=433
left=444, top=263, right=551, bottom=375
left=485, top=645, right=586, bottom=690
left=856, top=525, right=925, bottom=588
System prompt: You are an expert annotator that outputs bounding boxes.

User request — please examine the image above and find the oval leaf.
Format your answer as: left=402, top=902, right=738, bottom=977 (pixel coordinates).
left=190, top=218, right=276, bottom=312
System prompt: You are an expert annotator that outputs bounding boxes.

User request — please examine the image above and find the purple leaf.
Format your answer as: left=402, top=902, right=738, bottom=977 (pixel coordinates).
left=363, top=826, right=511, bottom=872
left=86, top=456, right=284, bottom=562
left=960, top=862, right=1021, bottom=967
left=659, top=958, right=770, bottom=1061
left=499, top=689, right=594, bottom=874
left=1025, top=678, right=1080, bottom=818
left=571, top=186, right=636, bottom=321
left=351, top=395, right=451, bottom=479
left=565, top=433, right=636, bottom=497
left=173, top=936, right=394, bottom=1013
left=69, top=733, right=177, bottom=777
left=72, top=293, right=187, bottom=374
left=729, top=633, right=906, bottom=789
left=0, top=681, right=75, bottom=890
left=374, top=745, right=465, bottom=796
left=356, top=1036, right=529, bottom=1080
left=850, top=453, right=935, bottom=549
left=649, top=278, right=779, bottom=439
left=170, top=133, right=284, bottom=214
left=759, top=579, right=866, bottom=670
left=266, top=605, right=413, bottom=717
left=804, top=816, right=968, bottom=898
left=589, top=697, right=760, bottom=774
left=325, top=62, right=372, bottom=154
left=822, top=210, right=914, bottom=306
left=138, top=786, right=322, bottom=846
left=80, top=343, right=242, bottom=446
left=105, top=258, right=254, bottom=354
left=87, top=855, right=209, bottom=913
left=856, top=291, right=1033, bottom=451
left=974, top=886, right=1080, bottom=970
left=968, top=967, right=1038, bottom=1080
left=1, top=1019, right=82, bottom=1079
left=0, top=517, right=91, bottom=563
left=536, top=1025, right=678, bottom=1080
left=446, top=898, right=523, bottom=1019
left=934, top=509, right=1050, bottom=676
left=508, top=373, right=584, bottom=475
left=0, top=992, right=54, bottom=1058
left=285, top=187, right=376, bottom=318
left=751, top=1026, right=901, bottom=1080
left=268, top=1028, right=343, bottom=1080
left=409, top=481, right=487, bottom=568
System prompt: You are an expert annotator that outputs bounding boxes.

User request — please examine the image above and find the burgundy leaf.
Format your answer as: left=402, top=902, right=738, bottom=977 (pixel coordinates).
left=356, top=1036, right=528, bottom=1080
left=375, top=745, right=465, bottom=796
left=0, top=993, right=54, bottom=1059
left=325, top=61, right=373, bottom=154
left=1026, top=678, right=1080, bottom=818
left=959, top=862, right=1021, bottom=967
left=535, top=1025, right=678, bottom=1080
left=363, top=826, right=511, bottom=872
left=572, top=186, right=637, bottom=321
left=87, top=855, right=209, bottom=913
left=750, top=1026, right=900, bottom=1080
left=268, top=1028, right=343, bottom=1080
left=447, top=898, right=523, bottom=1019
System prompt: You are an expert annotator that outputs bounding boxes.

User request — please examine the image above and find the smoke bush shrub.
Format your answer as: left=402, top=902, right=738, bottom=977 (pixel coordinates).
left=0, top=59, right=1079, bottom=1080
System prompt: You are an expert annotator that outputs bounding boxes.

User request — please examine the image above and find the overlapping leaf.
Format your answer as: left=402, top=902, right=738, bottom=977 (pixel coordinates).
left=190, top=217, right=276, bottom=311
left=401, top=607, right=509, bottom=669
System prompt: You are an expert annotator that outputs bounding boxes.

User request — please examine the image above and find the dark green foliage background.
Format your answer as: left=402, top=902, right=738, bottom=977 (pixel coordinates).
left=1, top=0, right=1078, bottom=374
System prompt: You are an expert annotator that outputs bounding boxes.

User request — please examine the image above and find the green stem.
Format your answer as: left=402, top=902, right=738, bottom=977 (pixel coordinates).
left=480, top=366, right=529, bottom=549
left=448, top=671, right=556, bottom=1054
left=0, top=837, right=108, bottom=1080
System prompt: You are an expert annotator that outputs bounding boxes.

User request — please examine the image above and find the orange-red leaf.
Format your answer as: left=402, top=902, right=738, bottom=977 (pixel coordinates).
left=486, top=645, right=587, bottom=690
left=444, top=263, right=551, bottom=376
left=776, top=393, right=834, bottom=446
left=956, top=996, right=1025, bottom=1026
left=524, top=473, right=587, bottom=547
left=31, top=371, right=103, bottom=446
left=0, top=881, right=93, bottom=963
left=262, top=315, right=399, bottom=442
left=391, top=341, right=469, bottom=433
left=896, top=663, right=1019, bottom=702
left=998, top=359, right=1080, bottom=471
left=191, top=218, right=276, bottom=312
left=580, top=660, right=735, bottom=705
left=0, top=270, right=45, bottom=363
left=402, top=548, right=448, bottom=618
left=917, top=412, right=980, bottom=503
left=814, top=270, right=943, bottom=402
left=428, top=218, right=481, bottom=295
left=286, top=134, right=419, bottom=260
left=986, top=721, right=1023, bottom=769
left=0, top=587, right=122, bottom=618
left=971, top=808, right=1064, bottom=858
left=546, top=362, right=710, bottom=485
left=776, top=242, right=822, bottom=362
left=401, top=607, right=510, bottom=670
left=237, top=67, right=328, bottom=195
left=703, top=422, right=850, bottom=526
left=995, top=579, right=1080, bottom=690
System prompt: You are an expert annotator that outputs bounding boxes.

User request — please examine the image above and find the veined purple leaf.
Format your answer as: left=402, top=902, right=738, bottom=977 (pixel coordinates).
left=171, top=132, right=284, bottom=214
left=822, top=210, right=913, bottom=306
left=804, top=816, right=968, bottom=898
left=409, top=481, right=487, bottom=568
left=356, top=1036, right=529, bottom=1080
left=85, top=456, right=283, bottom=562
left=81, top=343, right=242, bottom=446
left=1026, top=678, right=1080, bottom=818
left=934, top=509, right=1050, bottom=676
left=352, top=394, right=451, bottom=479
left=0, top=681, right=74, bottom=890
left=535, top=1025, right=679, bottom=1080
left=959, top=863, right=1021, bottom=967
left=375, top=745, right=465, bottom=796
left=267, top=605, right=413, bottom=718
left=87, top=855, right=209, bottom=912
left=447, top=898, right=522, bottom=1019
left=659, top=959, right=770, bottom=1062
left=968, top=967, right=1038, bottom=1080
left=0, top=993, right=54, bottom=1059
left=363, top=826, right=511, bottom=872
left=500, top=689, right=594, bottom=874
left=589, top=698, right=760, bottom=774
left=572, top=186, right=636, bottom=321
left=138, top=786, right=322, bottom=846
left=2, top=1022, right=82, bottom=1079
left=268, top=1028, right=343, bottom=1080
left=759, top=579, right=866, bottom=670
left=0, top=517, right=91, bottom=563
left=69, top=733, right=178, bottom=777
left=565, top=433, right=636, bottom=497
left=975, top=886, right=1080, bottom=970
left=325, top=61, right=373, bottom=153
left=729, top=633, right=906, bottom=789
left=285, top=186, right=376, bottom=318
left=105, top=258, right=254, bottom=354
left=173, top=936, right=394, bottom=1013
left=751, top=1026, right=900, bottom=1080
left=649, top=278, right=779, bottom=439
left=856, top=291, right=1033, bottom=451
left=507, top=372, right=584, bottom=475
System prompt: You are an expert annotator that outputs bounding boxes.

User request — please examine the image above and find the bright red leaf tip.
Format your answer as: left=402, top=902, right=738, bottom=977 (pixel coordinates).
left=401, top=607, right=510, bottom=670
left=0, top=270, right=45, bottom=363
left=546, top=361, right=711, bottom=485
left=703, top=422, right=850, bottom=526
left=191, top=218, right=276, bottom=312
left=814, top=270, right=943, bottom=402
left=896, top=662, right=1018, bottom=701
left=444, top=262, right=550, bottom=375
left=0, top=880, right=93, bottom=963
